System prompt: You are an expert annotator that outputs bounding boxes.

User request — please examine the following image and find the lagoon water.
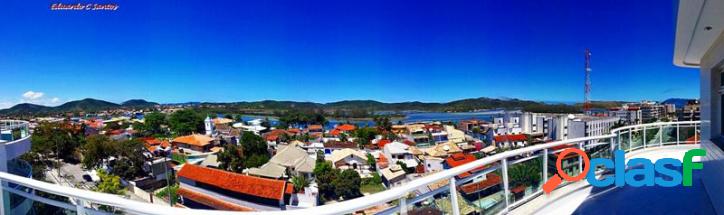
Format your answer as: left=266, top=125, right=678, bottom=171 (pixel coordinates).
left=237, top=110, right=514, bottom=129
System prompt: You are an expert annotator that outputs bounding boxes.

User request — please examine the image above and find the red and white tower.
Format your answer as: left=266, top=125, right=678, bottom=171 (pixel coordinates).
left=584, top=48, right=592, bottom=114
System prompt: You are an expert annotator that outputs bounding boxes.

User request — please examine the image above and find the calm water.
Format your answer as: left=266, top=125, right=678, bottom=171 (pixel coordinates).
left=236, top=110, right=514, bottom=129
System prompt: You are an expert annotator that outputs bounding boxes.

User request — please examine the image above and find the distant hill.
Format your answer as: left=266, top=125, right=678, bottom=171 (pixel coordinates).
left=0, top=96, right=637, bottom=117
left=121, top=99, right=159, bottom=108
left=0, top=103, right=53, bottom=116
left=0, top=98, right=160, bottom=116
left=55, top=98, right=120, bottom=112
left=662, top=98, right=696, bottom=108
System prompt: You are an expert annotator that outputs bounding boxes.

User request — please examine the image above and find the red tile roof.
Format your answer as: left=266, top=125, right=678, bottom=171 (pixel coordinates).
left=445, top=153, right=486, bottom=178
left=287, top=128, right=301, bottom=134
left=329, top=129, right=342, bottom=136
left=377, top=139, right=391, bottom=149
left=403, top=140, right=416, bottom=146
left=307, top=125, right=323, bottom=131
left=285, top=183, right=295, bottom=194
left=377, top=154, right=389, bottom=169
left=177, top=187, right=253, bottom=211
left=459, top=173, right=501, bottom=194
left=336, top=124, right=356, bottom=131
left=494, top=134, right=527, bottom=142
left=172, top=134, right=214, bottom=147
left=324, top=141, right=357, bottom=149
left=178, top=164, right=287, bottom=201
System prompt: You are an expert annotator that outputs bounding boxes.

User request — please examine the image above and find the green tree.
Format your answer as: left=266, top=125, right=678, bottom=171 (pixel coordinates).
left=353, top=127, right=378, bottom=147
left=110, top=139, right=147, bottom=180
left=333, top=169, right=362, bottom=200
left=366, top=153, right=376, bottom=171
left=245, top=154, right=270, bottom=169
left=31, top=122, right=83, bottom=162
left=168, top=109, right=204, bottom=135
left=140, top=111, right=167, bottom=135
left=508, top=158, right=542, bottom=188
left=81, top=135, right=114, bottom=169
left=95, top=169, right=125, bottom=195
left=314, top=161, right=339, bottom=200
left=239, top=131, right=269, bottom=159
left=291, top=175, right=311, bottom=193
left=217, top=144, right=245, bottom=173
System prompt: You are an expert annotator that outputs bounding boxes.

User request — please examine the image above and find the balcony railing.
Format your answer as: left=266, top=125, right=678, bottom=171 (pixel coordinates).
left=0, top=121, right=700, bottom=215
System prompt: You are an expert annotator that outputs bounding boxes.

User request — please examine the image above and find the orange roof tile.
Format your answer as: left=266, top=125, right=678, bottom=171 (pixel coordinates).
left=445, top=153, right=486, bottom=178
left=377, top=154, right=389, bottom=169
left=177, top=187, right=254, bottom=211
left=377, top=139, right=391, bottom=149
left=336, top=124, right=356, bottom=131
left=308, top=125, right=323, bottom=131
left=459, top=173, right=501, bottom=194
left=178, top=165, right=287, bottom=201
left=172, top=134, right=214, bottom=147
left=494, top=134, right=527, bottom=142
left=329, top=129, right=342, bottom=136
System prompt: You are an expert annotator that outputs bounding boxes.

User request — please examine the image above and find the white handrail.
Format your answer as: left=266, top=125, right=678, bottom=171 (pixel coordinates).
left=0, top=121, right=701, bottom=215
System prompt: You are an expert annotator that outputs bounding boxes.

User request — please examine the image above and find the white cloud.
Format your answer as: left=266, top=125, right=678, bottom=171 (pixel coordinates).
left=0, top=101, right=14, bottom=109
left=51, top=97, right=60, bottom=103
left=22, top=91, right=44, bottom=100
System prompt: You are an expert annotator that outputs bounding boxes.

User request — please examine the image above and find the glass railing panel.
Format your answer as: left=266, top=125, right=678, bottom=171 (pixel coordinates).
left=466, top=169, right=506, bottom=215
left=619, top=131, right=630, bottom=151
left=662, top=125, right=677, bottom=145
left=645, top=126, right=661, bottom=147
left=630, top=129, right=643, bottom=150
left=400, top=180, right=445, bottom=215
left=678, top=125, right=697, bottom=144
left=506, top=155, right=543, bottom=207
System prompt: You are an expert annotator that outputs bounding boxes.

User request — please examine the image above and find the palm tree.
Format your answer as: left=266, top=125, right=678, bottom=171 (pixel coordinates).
left=291, top=175, right=310, bottom=193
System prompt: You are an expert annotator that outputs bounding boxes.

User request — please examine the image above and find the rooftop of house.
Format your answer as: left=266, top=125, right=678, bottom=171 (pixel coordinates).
left=269, top=145, right=315, bottom=173
left=323, top=140, right=357, bottom=149
left=494, top=134, right=528, bottom=142
left=445, top=153, right=486, bottom=178
left=307, top=124, right=323, bottom=131
left=458, top=173, right=502, bottom=195
left=384, top=141, right=412, bottom=155
left=335, top=124, right=356, bottom=131
left=172, top=134, right=214, bottom=147
left=424, top=141, right=463, bottom=157
left=178, top=164, right=288, bottom=201
left=177, top=187, right=254, bottom=211
left=329, top=148, right=368, bottom=164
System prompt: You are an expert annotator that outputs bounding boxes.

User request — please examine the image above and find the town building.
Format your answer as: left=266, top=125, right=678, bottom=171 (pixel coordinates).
left=177, top=164, right=293, bottom=211
left=172, top=134, right=215, bottom=152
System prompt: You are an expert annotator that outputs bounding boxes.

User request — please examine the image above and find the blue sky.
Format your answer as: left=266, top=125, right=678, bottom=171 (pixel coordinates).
left=0, top=0, right=698, bottom=108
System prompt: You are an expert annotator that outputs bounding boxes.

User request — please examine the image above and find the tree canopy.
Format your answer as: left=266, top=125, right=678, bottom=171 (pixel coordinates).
left=168, top=109, right=204, bottom=135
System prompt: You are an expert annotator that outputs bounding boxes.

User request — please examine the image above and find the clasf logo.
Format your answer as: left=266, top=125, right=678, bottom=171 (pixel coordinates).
left=542, top=148, right=706, bottom=194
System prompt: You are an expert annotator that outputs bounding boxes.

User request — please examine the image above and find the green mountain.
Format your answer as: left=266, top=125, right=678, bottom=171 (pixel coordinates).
left=0, top=97, right=608, bottom=117
left=121, top=99, right=159, bottom=108
left=0, top=98, right=158, bottom=116
left=55, top=98, right=120, bottom=112
left=0, top=103, right=53, bottom=116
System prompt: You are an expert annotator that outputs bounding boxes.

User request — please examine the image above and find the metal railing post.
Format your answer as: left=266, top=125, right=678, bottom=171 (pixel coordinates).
left=659, top=125, right=663, bottom=146
left=695, top=123, right=699, bottom=143
left=449, top=177, right=460, bottom=215
left=400, top=197, right=408, bottom=215
left=676, top=124, right=680, bottom=145
left=578, top=142, right=584, bottom=172
left=628, top=128, right=632, bottom=151
left=543, top=149, right=548, bottom=179
left=643, top=125, right=647, bottom=148
left=502, top=159, right=510, bottom=212
left=75, top=199, right=86, bottom=215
